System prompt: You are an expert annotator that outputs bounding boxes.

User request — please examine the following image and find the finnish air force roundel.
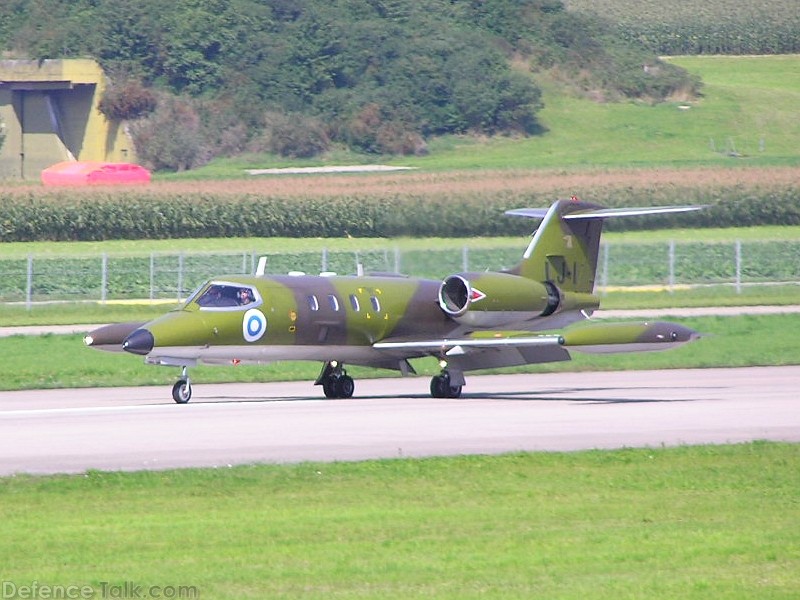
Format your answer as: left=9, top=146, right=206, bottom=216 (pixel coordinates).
left=243, top=308, right=267, bottom=342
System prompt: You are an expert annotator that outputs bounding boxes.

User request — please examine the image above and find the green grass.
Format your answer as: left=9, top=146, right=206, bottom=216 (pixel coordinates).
left=1, top=443, right=798, bottom=599
left=2, top=226, right=800, bottom=258
left=1, top=313, right=797, bottom=391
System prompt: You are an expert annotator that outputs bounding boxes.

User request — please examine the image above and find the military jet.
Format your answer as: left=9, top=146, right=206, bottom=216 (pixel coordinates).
left=85, top=199, right=702, bottom=403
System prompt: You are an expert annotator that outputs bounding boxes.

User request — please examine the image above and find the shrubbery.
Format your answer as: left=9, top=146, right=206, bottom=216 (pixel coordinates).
left=98, top=80, right=157, bottom=121
left=129, top=95, right=207, bottom=171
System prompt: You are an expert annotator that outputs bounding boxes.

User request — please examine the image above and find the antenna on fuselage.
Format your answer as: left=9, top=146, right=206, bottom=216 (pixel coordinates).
left=255, top=256, right=267, bottom=276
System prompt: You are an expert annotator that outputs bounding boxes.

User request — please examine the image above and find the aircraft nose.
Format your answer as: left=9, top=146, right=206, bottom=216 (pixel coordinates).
left=122, top=328, right=154, bottom=355
left=670, top=323, right=701, bottom=342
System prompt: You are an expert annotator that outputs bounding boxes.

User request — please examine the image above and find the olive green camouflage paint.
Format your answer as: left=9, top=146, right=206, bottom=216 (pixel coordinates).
left=512, top=200, right=603, bottom=293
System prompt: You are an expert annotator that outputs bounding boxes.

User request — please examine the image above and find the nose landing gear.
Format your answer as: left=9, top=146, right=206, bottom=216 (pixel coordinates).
left=172, top=366, right=192, bottom=403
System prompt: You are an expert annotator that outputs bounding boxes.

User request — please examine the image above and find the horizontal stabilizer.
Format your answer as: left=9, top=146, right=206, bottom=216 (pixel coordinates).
left=506, top=204, right=705, bottom=220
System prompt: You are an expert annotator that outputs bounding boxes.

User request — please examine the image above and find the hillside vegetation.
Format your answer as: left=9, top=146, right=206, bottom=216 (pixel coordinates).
left=0, top=0, right=695, bottom=168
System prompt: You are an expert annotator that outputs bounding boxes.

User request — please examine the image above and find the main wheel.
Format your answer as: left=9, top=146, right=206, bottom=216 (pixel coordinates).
left=447, top=384, right=463, bottom=398
left=430, top=374, right=448, bottom=398
left=172, top=379, right=192, bottom=404
left=322, top=379, right=337, bottom=398
left=335, top=374, right=355, bottom=398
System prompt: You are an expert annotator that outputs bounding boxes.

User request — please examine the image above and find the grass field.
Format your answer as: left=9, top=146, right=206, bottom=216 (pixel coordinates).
left=1, top=443, right=797, bottom=599
left=0, top=313, right=796, bottom=391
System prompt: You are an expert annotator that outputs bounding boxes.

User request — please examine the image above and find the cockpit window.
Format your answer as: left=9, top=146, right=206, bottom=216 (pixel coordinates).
left=195, top=283, right=260, bottom=310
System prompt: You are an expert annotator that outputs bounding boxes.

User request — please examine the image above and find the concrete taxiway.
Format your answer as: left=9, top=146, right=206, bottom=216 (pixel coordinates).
left=0, top=366, right=797, bottom=476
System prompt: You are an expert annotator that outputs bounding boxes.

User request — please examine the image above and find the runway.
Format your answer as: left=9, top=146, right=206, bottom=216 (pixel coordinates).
left=1, top=366, right=798, bottom=476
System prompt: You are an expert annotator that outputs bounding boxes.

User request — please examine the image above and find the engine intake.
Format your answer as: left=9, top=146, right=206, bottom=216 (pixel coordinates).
left=438, top=272, right=561, bottom=328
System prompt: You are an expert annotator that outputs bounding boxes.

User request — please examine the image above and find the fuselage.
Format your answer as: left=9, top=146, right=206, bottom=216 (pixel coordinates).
left=121, top=272, right=594, bottom=371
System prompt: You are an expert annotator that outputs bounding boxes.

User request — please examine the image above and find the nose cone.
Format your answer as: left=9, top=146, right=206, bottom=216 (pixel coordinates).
left=84, top=321, right=146, bottom=352
left=122, top=328, right=155, bottom=356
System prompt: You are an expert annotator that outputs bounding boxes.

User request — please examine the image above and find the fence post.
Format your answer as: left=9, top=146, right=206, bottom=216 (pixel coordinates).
left=101, top=253, right=108, bottom=304
left=462, top=246, right=469, bottom=272
left=322, top=247, right=328, bottom=273
left=177, top=253, right=184, bottom=300
left=668, top=240, right=675, bottom=293
left=150, top=253, right=155, bottom=300
left=26, top=254, right=33, bottom=310
left=735, top=240, right=742, bottom=294
left=394, top=246, right=401, bottom=274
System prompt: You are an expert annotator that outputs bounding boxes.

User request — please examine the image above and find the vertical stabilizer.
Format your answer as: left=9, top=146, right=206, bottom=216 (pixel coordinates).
left=509, top=200, right=604, bottom=294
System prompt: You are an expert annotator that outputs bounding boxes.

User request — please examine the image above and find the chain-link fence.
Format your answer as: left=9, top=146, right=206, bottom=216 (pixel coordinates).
left=2, top=240, right=799, bottom=306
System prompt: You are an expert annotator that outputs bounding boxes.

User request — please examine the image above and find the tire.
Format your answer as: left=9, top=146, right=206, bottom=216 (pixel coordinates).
left=430, top=375, right=447, bottom=398
left=336, top=375, right=355, bottom=399
left=322, top=379, right=337, bottom=398
left=447, top=384, right=463, bottom=398
left=172, top=379, right=192, bottom=404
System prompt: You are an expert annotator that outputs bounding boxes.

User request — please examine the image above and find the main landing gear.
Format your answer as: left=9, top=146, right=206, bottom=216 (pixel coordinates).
left=172, top=366, right=192, bottom=404
left=430, top=369, right=463, bottom=398
left=316, top=361, right=355, bottom=399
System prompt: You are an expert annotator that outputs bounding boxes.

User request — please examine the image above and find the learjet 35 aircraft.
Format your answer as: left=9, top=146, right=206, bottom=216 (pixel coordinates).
left=85, top=199, right=703, bottom=403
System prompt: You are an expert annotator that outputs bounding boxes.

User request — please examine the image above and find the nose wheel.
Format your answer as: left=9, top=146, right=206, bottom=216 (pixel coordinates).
left=172, top=367, right=192, bottom=403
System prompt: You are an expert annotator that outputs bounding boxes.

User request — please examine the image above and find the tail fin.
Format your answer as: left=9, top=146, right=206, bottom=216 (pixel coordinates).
left=507, top=200, right=705, bottom=294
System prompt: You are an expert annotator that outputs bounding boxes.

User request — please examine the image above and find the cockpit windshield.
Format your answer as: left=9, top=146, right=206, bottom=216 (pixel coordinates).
left=194, top=282, right=261, bottom=310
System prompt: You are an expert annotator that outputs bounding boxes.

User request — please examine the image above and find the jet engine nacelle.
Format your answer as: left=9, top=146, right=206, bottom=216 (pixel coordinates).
left=438, top=272, right=557, bottom=328
left=438, top=272, right=599, bottom=328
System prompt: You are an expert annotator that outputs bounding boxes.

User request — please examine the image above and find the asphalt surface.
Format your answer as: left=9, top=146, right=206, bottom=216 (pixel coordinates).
left=1, top=366, right=798, bottom=476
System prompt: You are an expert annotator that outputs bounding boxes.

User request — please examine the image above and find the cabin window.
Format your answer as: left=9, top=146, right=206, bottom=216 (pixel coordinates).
left=370, top=296, right=381, bottom=312
left=196, top=283, right=258, bottom=309
left=349, top=294, right=360, bottom=312
left=307, top=295, right=320, bottom=311
left=328, top=294, right=340, bottom=311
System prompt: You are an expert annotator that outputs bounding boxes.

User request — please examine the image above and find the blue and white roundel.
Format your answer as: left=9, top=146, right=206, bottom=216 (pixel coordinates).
left=242, top=308, right=267, bottom=342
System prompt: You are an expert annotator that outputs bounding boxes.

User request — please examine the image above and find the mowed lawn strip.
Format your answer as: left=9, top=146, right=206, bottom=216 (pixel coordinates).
left=1, top=443, right=797, bottom=599
left=0, top=313, right=797, bottom=391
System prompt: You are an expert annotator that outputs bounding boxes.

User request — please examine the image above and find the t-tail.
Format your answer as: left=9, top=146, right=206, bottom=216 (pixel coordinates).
left=507, top=199, right=706, bottom=293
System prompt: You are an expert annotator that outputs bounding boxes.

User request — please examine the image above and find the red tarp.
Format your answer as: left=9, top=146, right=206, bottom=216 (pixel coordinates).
left=41, top=161, right=151, bottom=186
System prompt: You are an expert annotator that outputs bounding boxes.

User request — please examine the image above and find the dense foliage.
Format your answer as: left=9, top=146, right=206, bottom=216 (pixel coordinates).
left=564, top=0, right=800, bottom=55
left=1, top=184, right=797, bottom=242
left=0, top=0, right=696, bottom=167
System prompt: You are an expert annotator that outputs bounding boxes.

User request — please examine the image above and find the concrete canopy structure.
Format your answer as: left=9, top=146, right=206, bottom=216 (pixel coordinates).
left=0, top=58, right=136, bottom=179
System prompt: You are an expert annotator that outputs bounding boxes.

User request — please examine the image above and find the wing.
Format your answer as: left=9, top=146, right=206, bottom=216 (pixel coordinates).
left=374, top=331, right=572, bottom=371
left=373, top=320, right=700, bottom=372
